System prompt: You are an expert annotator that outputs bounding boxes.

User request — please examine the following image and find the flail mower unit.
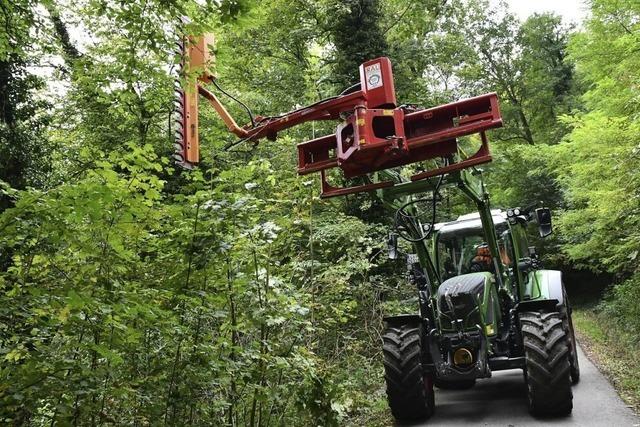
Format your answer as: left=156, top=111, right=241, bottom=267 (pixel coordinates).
left=174, top=33, right=579, bottom=422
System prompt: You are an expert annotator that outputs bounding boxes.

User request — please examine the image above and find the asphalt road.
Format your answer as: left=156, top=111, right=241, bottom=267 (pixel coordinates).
left=410, top=344, right=639, bottom=427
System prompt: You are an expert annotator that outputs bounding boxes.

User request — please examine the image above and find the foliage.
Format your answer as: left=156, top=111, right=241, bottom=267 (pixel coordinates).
left=327, top=0, right=388, bottom=88
left=0, top=58, right=52, bottom=210
left=0, top=0, right=53, bottom=210
left=551, top=0, right=640, bottom=349
left=550, top=0, right=640, bottom=276
left=0, top=143, right=391, bottom=424
left=1, top=0, right=639, bottom=424
left=573, top=306, right=640, bottom=412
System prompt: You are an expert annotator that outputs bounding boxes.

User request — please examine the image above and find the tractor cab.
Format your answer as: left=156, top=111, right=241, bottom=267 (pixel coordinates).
left=433, top=208, right=539, bottom=290
left=434, top=210, right=510, bottom=280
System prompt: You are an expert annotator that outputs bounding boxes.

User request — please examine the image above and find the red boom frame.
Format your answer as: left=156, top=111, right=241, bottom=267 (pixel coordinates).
left=176, top=37, right=503, bottom=197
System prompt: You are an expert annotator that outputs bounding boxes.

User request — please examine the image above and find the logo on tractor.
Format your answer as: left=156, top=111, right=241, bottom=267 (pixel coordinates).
left=365, top=63, right=383, bottom=89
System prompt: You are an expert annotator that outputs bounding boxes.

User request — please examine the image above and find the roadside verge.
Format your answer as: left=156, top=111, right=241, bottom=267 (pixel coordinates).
left=573, top=308, right=640, bottom=414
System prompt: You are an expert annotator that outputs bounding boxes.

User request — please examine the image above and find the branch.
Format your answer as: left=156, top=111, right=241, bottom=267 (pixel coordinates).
left=382, top=3, right=413, bottom=36
left=44, top=4, right=81, bottom=65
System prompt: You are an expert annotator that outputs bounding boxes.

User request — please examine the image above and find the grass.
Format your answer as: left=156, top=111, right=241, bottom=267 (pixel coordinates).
left=573, top=307, right=640, bottom=413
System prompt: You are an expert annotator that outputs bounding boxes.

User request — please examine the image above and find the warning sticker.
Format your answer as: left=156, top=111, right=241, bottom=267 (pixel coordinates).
left=365, top=63, right=383, bottom=90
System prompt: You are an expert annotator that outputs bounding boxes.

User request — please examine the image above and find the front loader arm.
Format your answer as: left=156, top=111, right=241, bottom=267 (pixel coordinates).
left=374, top=164, right=507, bottom=300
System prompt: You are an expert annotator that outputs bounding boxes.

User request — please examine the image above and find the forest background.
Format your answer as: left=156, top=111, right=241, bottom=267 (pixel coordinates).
left=1, top=0, right=639, bottom=425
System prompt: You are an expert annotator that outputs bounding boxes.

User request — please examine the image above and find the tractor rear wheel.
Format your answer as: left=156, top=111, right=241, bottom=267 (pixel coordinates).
left=567, top=311, right=580, bottom=384
left=520, top=311, right=573, bottom=417
left=382, top=322, right=434, bottom=421
left=562, top=290, right=580, bottom=384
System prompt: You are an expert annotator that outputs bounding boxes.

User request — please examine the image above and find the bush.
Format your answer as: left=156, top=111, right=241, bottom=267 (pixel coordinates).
left=599, top=275, right=640, bottom=343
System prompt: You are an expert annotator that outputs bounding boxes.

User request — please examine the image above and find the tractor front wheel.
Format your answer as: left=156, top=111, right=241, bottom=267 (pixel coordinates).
left=520, top=311, right=573, bottom=417
left=382, top=322, right=434, bottom=421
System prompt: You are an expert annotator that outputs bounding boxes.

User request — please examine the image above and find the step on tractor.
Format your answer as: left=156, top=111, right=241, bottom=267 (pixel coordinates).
left=173, top=32, right=579, bottom=421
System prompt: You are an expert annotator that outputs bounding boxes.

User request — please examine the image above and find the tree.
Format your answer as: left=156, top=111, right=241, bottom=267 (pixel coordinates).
left=553, top=0, right=640, bottom=274
left=517, top=13, right=576, bottom=145
left=327, top=0, right=388, bottom=88
left=5, top=0, right=639, bottom=424
left=0, top=2, right=52, bottom=211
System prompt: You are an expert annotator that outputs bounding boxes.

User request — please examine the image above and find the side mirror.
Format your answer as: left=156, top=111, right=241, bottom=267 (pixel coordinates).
left=387, top=232, right=398, bottom=260
left=536, top=207, right=552, bottom=238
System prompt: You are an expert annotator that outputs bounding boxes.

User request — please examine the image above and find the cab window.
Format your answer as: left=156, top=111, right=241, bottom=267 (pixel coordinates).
left=438, top=233, right=486, bottom=279
left=499, top=230, right=515, bottom=268
left=510, top=224, right=530, bottom=260
left=437, top=222, right=511, bottom=280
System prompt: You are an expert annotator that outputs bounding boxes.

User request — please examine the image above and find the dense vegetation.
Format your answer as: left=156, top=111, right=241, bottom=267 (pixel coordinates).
left=0, top=0, right=638, bottom=424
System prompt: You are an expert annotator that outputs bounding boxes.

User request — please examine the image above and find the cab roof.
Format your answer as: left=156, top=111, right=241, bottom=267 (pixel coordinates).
left=434, top=209, right=507, bottom=239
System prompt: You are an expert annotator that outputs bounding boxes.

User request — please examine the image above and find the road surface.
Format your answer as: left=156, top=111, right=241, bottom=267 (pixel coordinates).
left=412, top=344, right=639, bottom=426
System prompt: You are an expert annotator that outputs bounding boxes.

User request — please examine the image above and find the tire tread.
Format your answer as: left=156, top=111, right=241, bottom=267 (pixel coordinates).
left=520, top=311, right=573, bottom=416
left=382, top=323, right=434, bottom=421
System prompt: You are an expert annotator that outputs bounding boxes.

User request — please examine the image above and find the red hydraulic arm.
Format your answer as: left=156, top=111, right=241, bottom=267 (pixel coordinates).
left=175, top=35, right=503, bottom=197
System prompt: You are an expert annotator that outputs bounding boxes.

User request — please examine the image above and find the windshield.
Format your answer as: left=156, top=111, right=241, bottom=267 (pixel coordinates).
left=437, top=224, right=511, bottom=280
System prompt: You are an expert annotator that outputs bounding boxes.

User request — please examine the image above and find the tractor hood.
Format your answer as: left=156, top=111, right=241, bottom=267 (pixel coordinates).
left=437, top=272, right=499, bottom=334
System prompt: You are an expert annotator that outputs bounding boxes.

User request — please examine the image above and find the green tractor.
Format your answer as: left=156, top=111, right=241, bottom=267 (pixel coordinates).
left=378, top=168, right=579, bottom=421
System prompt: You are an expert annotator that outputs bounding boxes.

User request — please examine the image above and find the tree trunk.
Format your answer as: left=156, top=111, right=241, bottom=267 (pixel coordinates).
left=45, top=4, right=82, bottom=62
